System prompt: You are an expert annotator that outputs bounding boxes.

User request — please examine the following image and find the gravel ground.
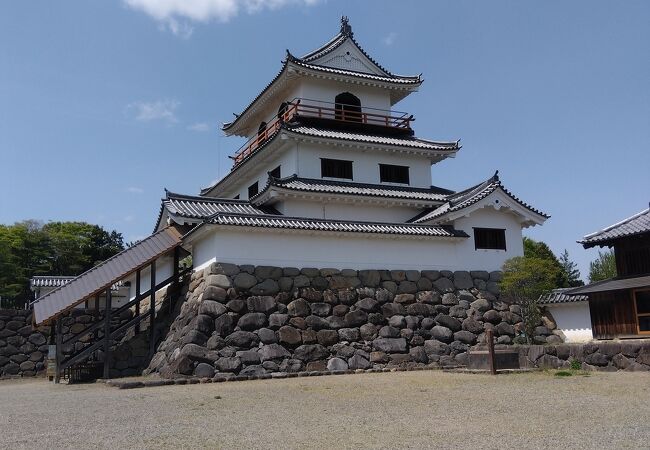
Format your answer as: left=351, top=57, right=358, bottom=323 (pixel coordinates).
left=0, top=371, right=648, bottom=449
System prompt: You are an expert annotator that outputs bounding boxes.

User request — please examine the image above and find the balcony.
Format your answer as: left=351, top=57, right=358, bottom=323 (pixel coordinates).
left=231, top=98, right=414, bottom=167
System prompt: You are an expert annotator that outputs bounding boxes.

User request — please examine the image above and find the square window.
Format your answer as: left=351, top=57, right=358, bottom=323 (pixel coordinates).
left=379, top=164, right=410, bottom=184
left=474, top=228, right=506, bottom=250
left=248, top=182, right=259, bottom=198
left=321, top=158, right=353, bottom=179
left=269, top=165, right=281, bottom=178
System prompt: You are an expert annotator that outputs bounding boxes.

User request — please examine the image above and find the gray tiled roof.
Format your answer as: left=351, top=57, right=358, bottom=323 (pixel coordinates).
left=411, top=171, right=549, bottom=224
left=155, top=191, right=276, bottom=231
left=255, top=175, right=451, bottom=203
left=205, top=213, right=469, bottom=238
left=32, top=227, right=183, bottom=325
left=287, top=125, right=459, bottom=151
left=164, top=192, right=269, bottom=219
left=567, top=274, right=650, bottom=295
left=289, top=58, right=421, bottom=84
left=579, top=207, right=650, bottom=248
left=538, top=288, right=588, bottom=305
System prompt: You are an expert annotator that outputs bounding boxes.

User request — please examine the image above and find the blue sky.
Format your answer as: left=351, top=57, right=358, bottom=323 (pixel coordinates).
left=1, top=1, right=648, bottom=280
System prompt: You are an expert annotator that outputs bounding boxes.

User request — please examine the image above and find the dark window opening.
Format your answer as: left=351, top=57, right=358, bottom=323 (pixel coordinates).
left=248, top=182, right=259, bottom=198
left=379, top=164, right=410, bottom=184
left=474, top=228, right=506, bottom=250
left=277, top=102, right=288, bottom=121
left=233, top=194, right=240, bottom=200
left=635, top=290, right=650, bottom=333
left=321, top=158, right=353, bottom=179
left=257, top=122, right=267, bottom=140
left=269, top=165, right=281, bottom=178
left=334, top=92, right=362, bottom=122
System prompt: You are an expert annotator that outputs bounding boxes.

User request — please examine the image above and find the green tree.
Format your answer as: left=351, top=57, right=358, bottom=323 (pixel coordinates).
left=501, top=256, right=560, bottom=343
left=559, top=249, right=584, bottom=287
left=588, top=249, right=617, bottom=282
left=0, top=221, right=124, bottom=307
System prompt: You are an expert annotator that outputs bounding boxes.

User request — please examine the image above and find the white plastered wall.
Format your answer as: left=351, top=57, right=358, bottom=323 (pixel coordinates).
left=295, top=141, right=432, bottom=188
left=545, top=302, right=593, bottom=343
left=275, top=199, right=422, bottom=223
left=124, top=255, right=175, bottom=301
left=191, top=224, right=516, bottom=273
left=452, top=206, right=525, bottom=270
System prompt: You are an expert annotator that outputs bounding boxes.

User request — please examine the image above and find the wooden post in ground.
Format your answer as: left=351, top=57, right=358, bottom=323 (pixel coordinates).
left=135, top=270, right=141, bottom=335
left=486, top=328, right=496, bottom=375
left=103, top=287, right=112, bottom=379
left=149, top=260, right=156, bottom=355
left=54, top=318, right=62, bottom=384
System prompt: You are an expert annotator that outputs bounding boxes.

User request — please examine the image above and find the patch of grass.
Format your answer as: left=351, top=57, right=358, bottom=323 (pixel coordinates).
left=555, top=370, right=573, bottom=377
left=569, top=358, right=582, bottom=371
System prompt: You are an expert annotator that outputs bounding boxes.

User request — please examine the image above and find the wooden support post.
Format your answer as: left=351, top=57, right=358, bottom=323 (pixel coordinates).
left=149, top=261, right=156, bottom=355
left=103, top=287, right=112, bottom=379
left=135, top=270, right=141, bottom=335
left=54, top=319, right=62, bottom=384
left=486, top=328, right=496, bottom=375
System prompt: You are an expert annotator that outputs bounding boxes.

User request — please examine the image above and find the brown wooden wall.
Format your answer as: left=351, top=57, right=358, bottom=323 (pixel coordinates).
left=589, top=290, right=638, bottom=339
left=615, top=234, right=650, bottom=276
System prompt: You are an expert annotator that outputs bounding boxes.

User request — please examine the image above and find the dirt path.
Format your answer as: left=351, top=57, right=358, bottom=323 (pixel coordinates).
left=0, top=371, right=648, bottom=449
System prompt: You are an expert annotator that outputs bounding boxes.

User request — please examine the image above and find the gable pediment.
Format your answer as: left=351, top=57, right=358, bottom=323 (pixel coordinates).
left=307, top=39, right=388, bottom=76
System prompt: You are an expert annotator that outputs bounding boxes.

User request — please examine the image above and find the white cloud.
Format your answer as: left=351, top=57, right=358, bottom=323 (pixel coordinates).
left=126, top=99, right=179, bottom=124
left=126, top=186, right=144, bottom=194
left=382, top=32, right=397, bottom=46
left=124, top=0, right=322, bottom=36
left=187, top=122, right=211, bottom=132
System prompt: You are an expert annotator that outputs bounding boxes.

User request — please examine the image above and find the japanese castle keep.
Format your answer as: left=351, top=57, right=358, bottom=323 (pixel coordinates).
left=28, top=18, right=558, bottom=382
left=156, top=17, right=548, bottom=273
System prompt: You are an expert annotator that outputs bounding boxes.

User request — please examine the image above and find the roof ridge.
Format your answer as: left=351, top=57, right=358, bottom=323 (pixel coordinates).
left=273, top=175, right=453, bottom=194
left=581, top=207, right=650, bottom=241
left=205, top=210, right=466, bottom=231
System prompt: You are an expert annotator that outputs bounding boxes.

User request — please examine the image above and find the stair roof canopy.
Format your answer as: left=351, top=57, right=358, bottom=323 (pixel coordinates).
left=222, top=17, right=422, bottom=137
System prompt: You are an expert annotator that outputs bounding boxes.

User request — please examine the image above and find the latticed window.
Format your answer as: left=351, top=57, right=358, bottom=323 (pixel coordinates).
left=321, top=158, right=353, bottom=179
left=474, top=228, right=506, bottom=250
left=379, top=164, right=410, bottom=184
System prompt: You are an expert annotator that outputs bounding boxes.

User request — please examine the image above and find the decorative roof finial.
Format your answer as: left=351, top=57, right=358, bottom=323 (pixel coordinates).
left=340, top=16, right=353, bottom=37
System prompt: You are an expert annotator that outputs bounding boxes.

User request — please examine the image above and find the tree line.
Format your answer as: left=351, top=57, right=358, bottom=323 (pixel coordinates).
left=0, top=221, right=125, bottom=307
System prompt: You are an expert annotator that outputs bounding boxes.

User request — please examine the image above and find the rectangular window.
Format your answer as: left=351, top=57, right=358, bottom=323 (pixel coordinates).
left=321, top=158, right=353, bottom=179
left=474, top=228, right=506, bottom=250
left=379, top=164, right=410, bottom=184
left=269, top=165, right=281, bottom=178
left=634, top=289, right=650, bottom=333
left=248, top=182, right=259, bottom=198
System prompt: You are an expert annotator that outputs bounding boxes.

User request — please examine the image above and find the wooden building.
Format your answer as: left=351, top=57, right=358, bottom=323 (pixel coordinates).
left=569, top=205, right=650, bottom=339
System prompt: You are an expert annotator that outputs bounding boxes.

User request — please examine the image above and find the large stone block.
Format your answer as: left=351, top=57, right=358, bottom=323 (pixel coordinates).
left=278, top=326, right=302, bottom=346
left=246, top=296, right=277, bottom=314
left=344, top=310, right=368, bottom=327
left=199, top=300, right=227, bottom=318
left=287, top=299, right=311, bottom=317
left=294, top=344, right=329, bottom=362
left=237, top=313, right=267, bottom=331
left=372, top=337, right=407, bottom=353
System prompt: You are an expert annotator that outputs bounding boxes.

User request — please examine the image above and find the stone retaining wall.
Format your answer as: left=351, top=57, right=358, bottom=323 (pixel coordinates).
left=518, top=341, right=650, bottom=372
left=0, top=284, right=184, bottom=379
left=147, top=263, right=561, bottom=379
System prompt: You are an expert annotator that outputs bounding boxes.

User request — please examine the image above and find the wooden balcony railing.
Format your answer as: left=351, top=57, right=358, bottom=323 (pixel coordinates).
left=231, top=98, right=413, bottom=167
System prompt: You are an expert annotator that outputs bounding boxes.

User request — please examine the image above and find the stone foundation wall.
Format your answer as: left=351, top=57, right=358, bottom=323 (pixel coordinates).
left=518, top=341, right=650, bottom=372
left=147, top=263, right=561, bottom=378
left=0, top=284, right=185, bottom=379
